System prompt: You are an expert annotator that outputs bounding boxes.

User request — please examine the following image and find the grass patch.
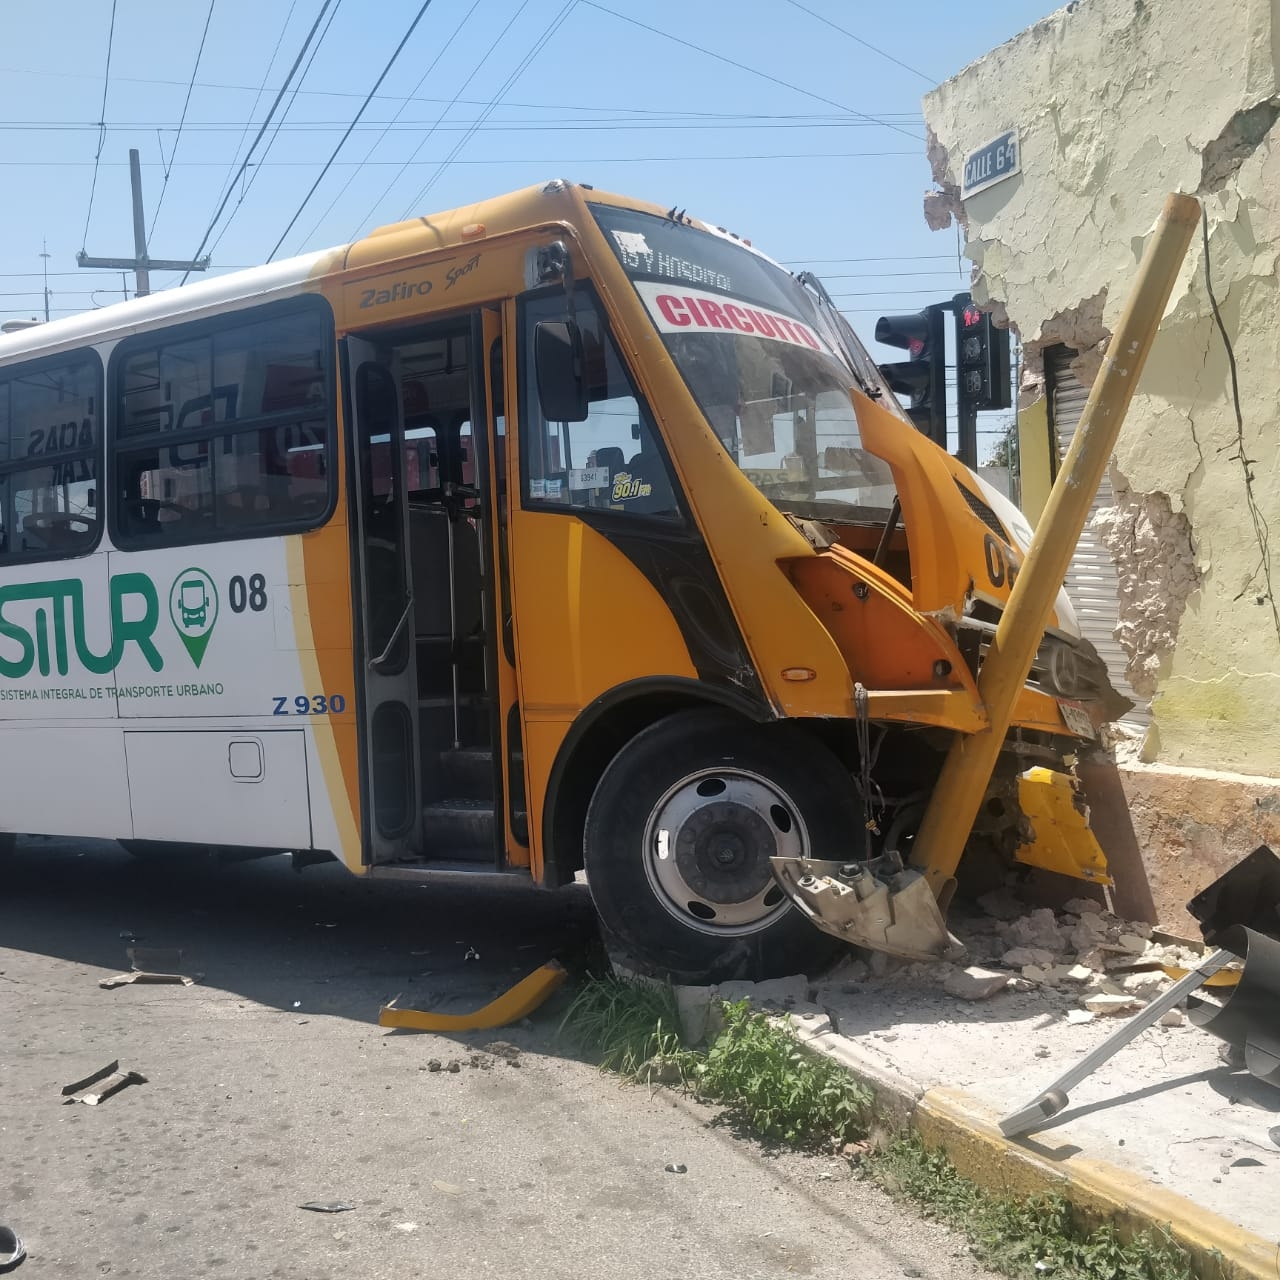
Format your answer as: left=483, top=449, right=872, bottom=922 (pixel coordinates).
left=687, top=998, right=871, bottom=1148
left=562, top=977, right=870, bottom=1149
left=560, top=973, right=686, bottom=1077
left=866, top=1134, right=1201, bottom=1280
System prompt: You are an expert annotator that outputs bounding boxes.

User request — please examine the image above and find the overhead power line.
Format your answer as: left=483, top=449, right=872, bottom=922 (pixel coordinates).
left=401, top=0, right=578, bottom=217
left=577, top=0, right=923, bottom=140
left=296, top=0, right=480, bottom=251
left=209, top=0, right=343, bottom=258
left=268, top=0, right=438, bottom=260
left=179, top=0, right=337, bottom=283
left=149, top=0, right=218, bottom=241
left=81, top=0, right=119, bottom=250
left=210, top=0, right=299, bottom=216
left=350, top=0, right=534, bottom=238
left=782, top=0, right=935, bottom=84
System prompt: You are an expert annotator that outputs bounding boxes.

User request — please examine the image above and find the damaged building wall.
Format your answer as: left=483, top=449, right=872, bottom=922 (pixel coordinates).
left=922, top=0, right=1280, bottom=776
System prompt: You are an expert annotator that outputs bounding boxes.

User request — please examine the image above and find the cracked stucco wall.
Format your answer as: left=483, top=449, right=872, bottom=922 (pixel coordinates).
left=922, top=0, right=1280, bottom=776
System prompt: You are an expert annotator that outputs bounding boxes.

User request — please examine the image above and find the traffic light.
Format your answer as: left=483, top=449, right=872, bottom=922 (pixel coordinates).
left=953, top=293, right=1012, bottom=414
left=874, top=304, right=947, bottom=447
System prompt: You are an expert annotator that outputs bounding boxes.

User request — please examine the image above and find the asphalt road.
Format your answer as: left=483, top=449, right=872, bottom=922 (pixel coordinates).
left=0, top=838, right=998, bottom=1280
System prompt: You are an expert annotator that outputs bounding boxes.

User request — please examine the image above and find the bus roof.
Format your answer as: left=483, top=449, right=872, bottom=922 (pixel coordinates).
left=0, top=180, right=776, bottom=366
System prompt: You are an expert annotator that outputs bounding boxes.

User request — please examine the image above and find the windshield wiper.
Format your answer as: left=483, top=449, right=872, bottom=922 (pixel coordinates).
left=795, top=270, right=877, bottom=397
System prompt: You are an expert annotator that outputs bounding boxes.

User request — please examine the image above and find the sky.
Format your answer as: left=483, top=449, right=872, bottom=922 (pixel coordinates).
left=0, top=0, right=1062, bottom=456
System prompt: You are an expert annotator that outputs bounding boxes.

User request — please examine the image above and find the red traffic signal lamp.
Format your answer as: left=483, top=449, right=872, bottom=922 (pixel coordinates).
left=953, top=293, right=1012, bottom=414
left=874, top=304, right=947, bottom=447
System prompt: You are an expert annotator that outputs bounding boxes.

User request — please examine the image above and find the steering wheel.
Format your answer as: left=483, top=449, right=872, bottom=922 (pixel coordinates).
left=22, top=511, right=97, bottom=536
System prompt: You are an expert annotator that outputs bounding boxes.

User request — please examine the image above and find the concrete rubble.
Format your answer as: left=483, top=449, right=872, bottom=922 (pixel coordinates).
left=673, top=889, right=1276, bottom=1249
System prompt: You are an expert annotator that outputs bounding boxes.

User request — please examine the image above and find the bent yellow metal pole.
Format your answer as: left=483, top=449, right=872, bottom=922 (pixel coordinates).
left=911, top=192, right=1201, bottom=898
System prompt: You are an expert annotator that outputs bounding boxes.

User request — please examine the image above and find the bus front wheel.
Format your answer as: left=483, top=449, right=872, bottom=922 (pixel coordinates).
left=583, top=709, right=856, bottom=985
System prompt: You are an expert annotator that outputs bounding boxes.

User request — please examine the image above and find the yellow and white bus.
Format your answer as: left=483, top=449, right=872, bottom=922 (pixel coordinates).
left=0, top=180, right=1120, bottom=981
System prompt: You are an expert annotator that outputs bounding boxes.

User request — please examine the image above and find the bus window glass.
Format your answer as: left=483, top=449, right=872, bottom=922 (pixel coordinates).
left=0, top=354, right=101, bottom=561
left=521, top=290, right=678, bottom=519
left=112, top=300, right=333, bottom=547
left=590, top=204, right=897, bottom=527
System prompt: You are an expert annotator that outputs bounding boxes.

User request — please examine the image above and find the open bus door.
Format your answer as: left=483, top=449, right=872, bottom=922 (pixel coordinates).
left=344, top=337, right=423, bottom=863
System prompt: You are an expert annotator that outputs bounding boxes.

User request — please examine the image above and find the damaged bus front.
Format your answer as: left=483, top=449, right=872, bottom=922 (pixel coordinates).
left=575, top=194, right=1127, bottom=974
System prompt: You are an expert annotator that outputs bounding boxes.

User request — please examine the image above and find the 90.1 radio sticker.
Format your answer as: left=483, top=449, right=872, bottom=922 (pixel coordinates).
left=272, top=693, right=348, bottom=716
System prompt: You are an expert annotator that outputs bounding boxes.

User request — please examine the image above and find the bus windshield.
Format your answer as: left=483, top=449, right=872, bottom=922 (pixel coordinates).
left=591, top=204, right=898, bottom=524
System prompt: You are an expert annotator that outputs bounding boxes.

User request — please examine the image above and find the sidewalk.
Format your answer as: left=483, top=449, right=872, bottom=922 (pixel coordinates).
left=719, top=904, right=1280, bottom=1280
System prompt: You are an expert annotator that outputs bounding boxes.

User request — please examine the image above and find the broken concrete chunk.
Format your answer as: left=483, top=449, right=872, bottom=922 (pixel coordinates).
left=1005, top=908, right=1068, bottom=954
left=1061, top=897, right=1106, bottom=917
left=1082, top=993, right=1143, bottom=1016
left=1002, top=946, right=1057, bottom=967
left=1021, top=964, right=1051, bottom=983
left=1117, top=933, right=1150, bottom=955
left=943, top=966, right=1011, bottom=1001
left=1120, top=970, right=1166, bottom=994
left=1064, top=964, right=1095, bottom=984
left=716, top=975, right=809, bottom=1008
left=976, top=888, right=1025, bottom=921
left=1159, top=1008, right=1186, bottom=1027
left=1066, top=1008, right=1096, bottom=1025
left=1068, top=920, right=1108, bottom=952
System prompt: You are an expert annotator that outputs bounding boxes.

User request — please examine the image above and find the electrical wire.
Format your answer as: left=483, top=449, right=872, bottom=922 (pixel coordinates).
left=207, top=0, right=299, bottom=219
left=295, top=0, right=481, bottom=251
left=179, top=0, right=337, bottom=283
left=350, top=0, right=535, bottom=238
left=207, top=0, right=344, bottom=259
left=400, top=0, right=578, bottom=218
left=80, top=0, right=119, bottom=251
left=148, top=0, right=218, bottom=242
left=782, top=0, right=934, bottom=85
left=268, top=0, right=438, bottom=261
left=577, top=0, right=922, bottom=140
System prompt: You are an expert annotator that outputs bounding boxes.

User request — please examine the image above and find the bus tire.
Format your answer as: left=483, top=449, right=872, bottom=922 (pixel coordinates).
left=583, top=709, right=855, bottom=985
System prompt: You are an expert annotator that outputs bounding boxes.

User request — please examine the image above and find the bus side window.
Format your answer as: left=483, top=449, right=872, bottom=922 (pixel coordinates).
left=111, top=299, right=335, bottom=547
left=0, top=352, right=102, bottom=563
left=519, top=289, right=679, bottom=520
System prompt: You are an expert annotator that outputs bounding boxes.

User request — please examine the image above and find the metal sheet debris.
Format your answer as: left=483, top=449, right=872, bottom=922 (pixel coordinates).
left=100, top=971, right=201, bottom=989
left=60, top=1060, right=147, bottom=1106
left=298, top=1201, right=355, bottom=1214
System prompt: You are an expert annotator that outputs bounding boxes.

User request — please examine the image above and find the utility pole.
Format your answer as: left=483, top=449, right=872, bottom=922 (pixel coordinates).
left=78, top=148, right=210, bottom=297
left=39, top=240, right=50, bottom=322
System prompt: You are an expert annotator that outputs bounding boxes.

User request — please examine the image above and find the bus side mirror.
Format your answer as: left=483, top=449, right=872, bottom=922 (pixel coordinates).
left=535, top=320, right=588, bottom=423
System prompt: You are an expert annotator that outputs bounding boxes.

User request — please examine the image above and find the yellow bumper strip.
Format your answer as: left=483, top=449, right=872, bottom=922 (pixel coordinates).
left=378, top=960, right=567, bottom=1032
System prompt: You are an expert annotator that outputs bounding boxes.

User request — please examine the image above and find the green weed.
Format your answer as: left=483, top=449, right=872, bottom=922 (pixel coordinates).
left=867, top=1135, right=1201, bottom=1280
left=560, top=974, right=688, bottom=1078
left=687, top=999, right=872, bottom=1149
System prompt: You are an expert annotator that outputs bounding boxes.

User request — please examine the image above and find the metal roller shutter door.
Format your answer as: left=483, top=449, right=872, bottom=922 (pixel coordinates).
left=1047, top=346, right=1151, bottom=726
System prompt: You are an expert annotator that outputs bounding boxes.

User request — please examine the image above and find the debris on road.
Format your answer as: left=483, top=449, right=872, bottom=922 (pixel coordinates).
left=664, top=1163, right=687, bottom=1174
left=378, top=960, right=566, bottom=1032
left=0, top=1223, right=25, bottom=1273
left=298, top=1201, right=355, bottom=1214
left=60, top=1060, right=147, bottom=1106
left=942, top=965, right=1011, bottom=1001
left=100, top=970, right=200, bottom=988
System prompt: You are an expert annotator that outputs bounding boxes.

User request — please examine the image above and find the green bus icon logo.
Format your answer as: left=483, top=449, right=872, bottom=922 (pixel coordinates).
left=169, top=568, right=218, bottom=667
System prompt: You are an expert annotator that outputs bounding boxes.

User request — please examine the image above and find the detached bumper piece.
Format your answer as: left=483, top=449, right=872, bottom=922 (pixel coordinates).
left=771, top=854, right=964, bottom=963
left=1013, top=767, right=1112, bottom=886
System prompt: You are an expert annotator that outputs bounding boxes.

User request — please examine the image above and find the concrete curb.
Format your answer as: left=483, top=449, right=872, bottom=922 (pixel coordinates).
left=789, top=1020, right=1279, bottom=1280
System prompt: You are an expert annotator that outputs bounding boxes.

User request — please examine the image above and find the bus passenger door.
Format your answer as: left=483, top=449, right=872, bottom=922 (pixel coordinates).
left=344, top=337, right=422, bottom=863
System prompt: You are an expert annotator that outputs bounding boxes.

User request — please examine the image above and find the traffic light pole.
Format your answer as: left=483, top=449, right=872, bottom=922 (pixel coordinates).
left=956, top=398, right=978, bottom=469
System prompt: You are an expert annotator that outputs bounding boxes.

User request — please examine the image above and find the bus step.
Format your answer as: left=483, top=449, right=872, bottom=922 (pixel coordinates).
left=437, top=748, right=495, bottom=800
left=423, top=798, right=496, bottom=850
